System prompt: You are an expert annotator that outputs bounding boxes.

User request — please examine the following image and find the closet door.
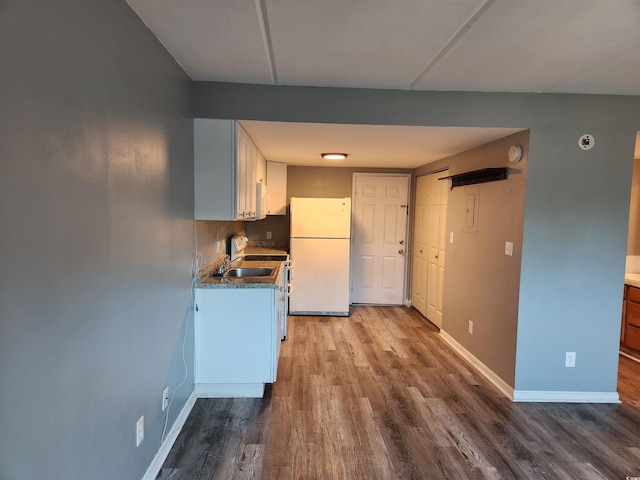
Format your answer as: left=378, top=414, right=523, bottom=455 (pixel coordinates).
left=412, top=170, right=449, bottom=327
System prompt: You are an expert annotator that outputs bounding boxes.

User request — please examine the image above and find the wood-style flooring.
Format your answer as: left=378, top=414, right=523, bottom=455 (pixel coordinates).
left=159, top=306, right=640, bottom=479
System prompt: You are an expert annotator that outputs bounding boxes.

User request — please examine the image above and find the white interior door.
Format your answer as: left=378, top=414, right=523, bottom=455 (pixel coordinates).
left=415, top=170, right=449, bottom=328
left=411, top=175, right=429, bottom=316
left=351, top=174, right=410, bottom=305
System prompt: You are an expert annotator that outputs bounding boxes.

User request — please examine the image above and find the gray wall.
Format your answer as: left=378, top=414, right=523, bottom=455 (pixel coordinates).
left=0, top=2, right=194, bottom=479
left=194, top=81, right=639, bottom=395
left=416, top=131, right=529, bottom=386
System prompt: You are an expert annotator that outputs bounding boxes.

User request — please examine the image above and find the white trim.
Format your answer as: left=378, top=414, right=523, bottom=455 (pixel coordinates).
left=141, top=390, right=197, bottom=480
left=195, top=382, right=265, bottom=398
left=513, top=390, right=620, bottom=403
left=620, top=350, right=640, bottom=364
left=439, top=330, right=515, bottom=400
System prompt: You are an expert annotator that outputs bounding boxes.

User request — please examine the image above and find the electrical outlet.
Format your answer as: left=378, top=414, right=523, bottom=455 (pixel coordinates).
left=450, top=232, right=454, bottom=244
left=565, top=352, right=576, bottom=368
left=162, top=386, right=169, bottom=411
left=505, top=241, right=514, bottom=256
left=136, top=416, right=144, bottom=447
left=266, top=231, right=272, bottom=240
left=468, top=320, right=474, bottom=334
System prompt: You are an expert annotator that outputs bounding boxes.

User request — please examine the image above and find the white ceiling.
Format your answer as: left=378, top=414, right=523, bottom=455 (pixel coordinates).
left=240, top=121, right=522, bottom=167
left=125, top=0, right=640, bottom=166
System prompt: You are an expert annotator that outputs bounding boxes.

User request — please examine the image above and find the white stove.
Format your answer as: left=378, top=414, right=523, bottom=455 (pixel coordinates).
left=230, top=234, right=290, bottom=340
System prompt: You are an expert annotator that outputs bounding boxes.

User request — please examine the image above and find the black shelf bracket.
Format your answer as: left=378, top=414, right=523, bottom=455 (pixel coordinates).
left=439, top=167, right=508, bottom=189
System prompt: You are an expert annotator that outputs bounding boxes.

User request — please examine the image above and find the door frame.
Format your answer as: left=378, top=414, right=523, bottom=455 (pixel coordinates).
left=350, top=172, right=412, bottom=305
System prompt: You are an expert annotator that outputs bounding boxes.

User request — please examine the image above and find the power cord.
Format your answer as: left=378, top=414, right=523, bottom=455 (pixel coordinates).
left=160, top=236, right=203, bottom=445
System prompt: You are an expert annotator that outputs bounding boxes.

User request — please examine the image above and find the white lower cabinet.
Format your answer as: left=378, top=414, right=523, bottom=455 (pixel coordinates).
left=194, top=286, right=282, bottom=398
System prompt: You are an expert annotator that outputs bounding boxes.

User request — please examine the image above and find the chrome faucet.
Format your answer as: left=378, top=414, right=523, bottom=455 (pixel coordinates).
left=216, top=255, right=231, bottom=275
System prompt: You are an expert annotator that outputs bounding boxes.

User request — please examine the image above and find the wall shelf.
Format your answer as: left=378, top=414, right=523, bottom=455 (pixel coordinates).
left=440, top=167, right=508, bottom=189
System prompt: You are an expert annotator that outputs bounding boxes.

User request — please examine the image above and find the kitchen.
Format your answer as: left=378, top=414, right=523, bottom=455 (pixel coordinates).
left=189, top=117, right=529, bottom=394
left=4, top=2, right=640, bottom=480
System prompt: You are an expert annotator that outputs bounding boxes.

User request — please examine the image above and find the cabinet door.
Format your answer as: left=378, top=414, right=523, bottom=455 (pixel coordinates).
left=247, top=137, right=256, bottom=218
left=195, top=288, right=275, bottom=383
left=266, top=161, right=287, bottom=215
left=236, top=125, right=250, bottom=219
left=194, top=119, right=236, bottom=220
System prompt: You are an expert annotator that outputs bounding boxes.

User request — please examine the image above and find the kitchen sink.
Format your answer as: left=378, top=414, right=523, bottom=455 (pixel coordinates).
left=223, top=267, right=275, bottom=278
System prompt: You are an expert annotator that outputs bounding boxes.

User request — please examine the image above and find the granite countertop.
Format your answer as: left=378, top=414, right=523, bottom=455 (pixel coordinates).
left=625, top=273, right=640, bottom=289
left=245, top=246, right=288, bottom=255
left=196, top=258, right=283, bottom=289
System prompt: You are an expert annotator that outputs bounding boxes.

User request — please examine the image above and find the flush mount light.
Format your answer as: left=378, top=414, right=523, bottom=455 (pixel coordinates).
left=321, top=153, right=348, bottom=160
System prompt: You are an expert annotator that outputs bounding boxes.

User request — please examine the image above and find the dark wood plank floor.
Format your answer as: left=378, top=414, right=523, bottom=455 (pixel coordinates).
left=159, top=306, right=640, bottom=479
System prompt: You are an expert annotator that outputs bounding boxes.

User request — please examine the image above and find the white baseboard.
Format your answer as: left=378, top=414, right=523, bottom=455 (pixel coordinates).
left=513, top=390, right=620, bottom=403
left=195, top=382, right=265, bottom=398
left=439, top=330, right=515, bottom=400
left=439, top=330, right=621, bottom=404
left=141, top=390, right=197, bottom=480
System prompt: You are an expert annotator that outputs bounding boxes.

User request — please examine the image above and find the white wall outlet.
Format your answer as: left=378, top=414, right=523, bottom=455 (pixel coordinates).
left=468, top=320, right=474, bottom=334
left=450, top=231, right=454, bottom=244
left=136, top=416, right=144, bottom=447
left=162, top=386, right=169, bottom=411
left=565, top=352, right=576, bottom=368
left=266, top=231, right=272, bottom=240
left=505, top=241, right=514, bottom=256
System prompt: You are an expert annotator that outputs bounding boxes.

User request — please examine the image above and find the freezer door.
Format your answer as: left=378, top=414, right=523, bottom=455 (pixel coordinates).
left=289, top=238, right=350, bottom=316
left=290, top=197, right=351, bottom=239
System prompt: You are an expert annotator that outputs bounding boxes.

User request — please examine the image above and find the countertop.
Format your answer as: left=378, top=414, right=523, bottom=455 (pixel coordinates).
left=245, top=246, right=288, bottom=255
left=196, top=259, right=284, bottom=289
left=625, top=273, right=640, bottom=289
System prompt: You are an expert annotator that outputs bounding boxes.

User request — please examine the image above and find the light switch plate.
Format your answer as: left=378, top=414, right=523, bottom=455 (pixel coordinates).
left=505, top=241, right=514, bottom=256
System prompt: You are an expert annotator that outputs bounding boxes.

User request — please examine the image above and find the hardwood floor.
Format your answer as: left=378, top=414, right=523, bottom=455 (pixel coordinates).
left=159, top=306, right=640, bottom=479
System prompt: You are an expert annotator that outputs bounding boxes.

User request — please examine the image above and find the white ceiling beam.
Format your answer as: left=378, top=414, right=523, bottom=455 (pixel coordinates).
left=255, top=0, right=278, bottom=84
left=407, top=0, right=497, bottom=90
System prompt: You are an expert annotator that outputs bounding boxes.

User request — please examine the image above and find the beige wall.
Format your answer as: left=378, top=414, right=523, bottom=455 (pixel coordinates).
left=196, top=220, right=245, bottom=267
left=247, top=166, right=412, bottom=242
left=627, top=158, right=640, bottom=255
left=414, top=130, right=530, bottom=386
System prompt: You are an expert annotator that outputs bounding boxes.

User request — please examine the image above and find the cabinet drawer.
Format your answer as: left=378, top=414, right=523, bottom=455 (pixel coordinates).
left=628, top=286, right=640, bottom=303
left=625, top=324, right=640, bottom=351
left=627, top=301, right=640, bottom=328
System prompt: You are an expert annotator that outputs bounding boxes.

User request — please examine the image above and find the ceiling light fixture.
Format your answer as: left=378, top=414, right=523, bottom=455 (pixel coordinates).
left=321, top=153, right=348, bottom=160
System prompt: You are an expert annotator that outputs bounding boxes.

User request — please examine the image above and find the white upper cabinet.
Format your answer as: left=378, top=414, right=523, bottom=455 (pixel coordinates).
left=266, top=161, right=287, bottom=215
left=194, top=119, right=264, bottom=221
left=254, top=149, right=267, bottom=220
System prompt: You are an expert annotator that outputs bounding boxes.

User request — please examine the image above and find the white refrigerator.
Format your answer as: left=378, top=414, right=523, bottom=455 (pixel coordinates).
left=289, top=197, right=351, bottom=316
